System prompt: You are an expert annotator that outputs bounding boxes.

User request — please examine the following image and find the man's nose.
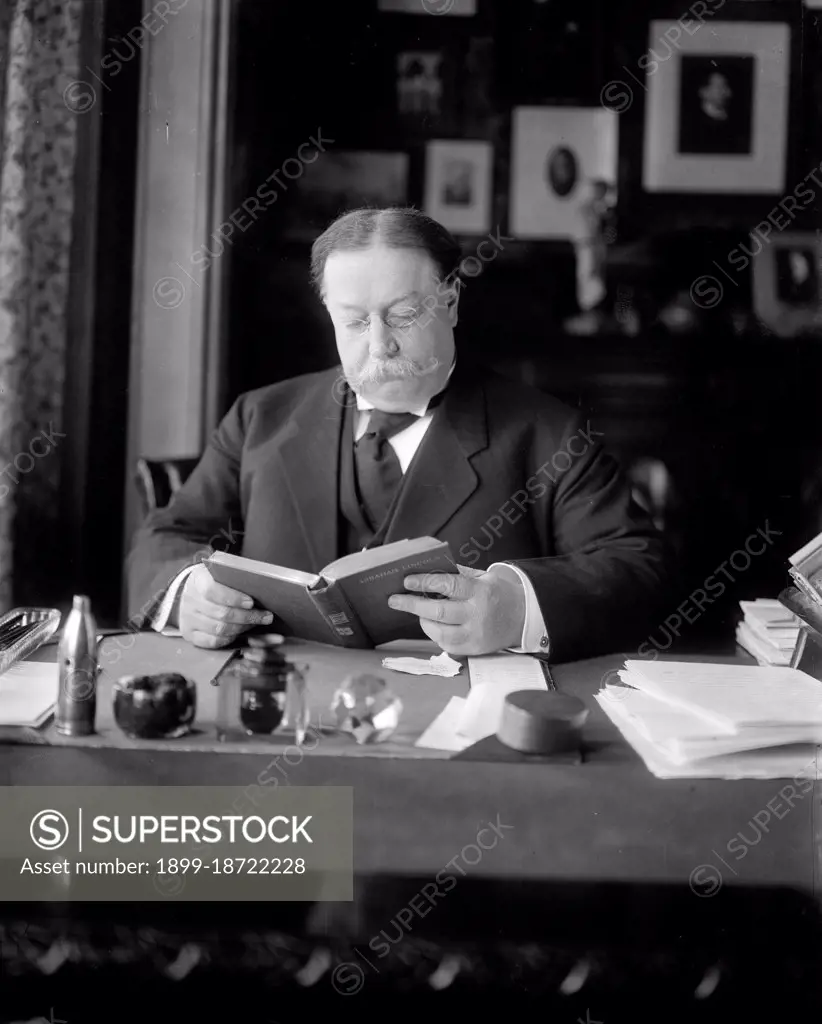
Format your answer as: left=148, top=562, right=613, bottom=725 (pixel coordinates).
left=368, top=319, right=399, bottom=356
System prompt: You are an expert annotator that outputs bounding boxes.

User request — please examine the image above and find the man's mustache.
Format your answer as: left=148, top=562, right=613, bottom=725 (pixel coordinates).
left=347, top=355, right=440, bottom=388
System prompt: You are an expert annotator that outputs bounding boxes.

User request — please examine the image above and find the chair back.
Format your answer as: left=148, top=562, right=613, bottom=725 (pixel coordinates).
left=627, top=457, right=673, bottom=531
left=134, top=457, right=200, bottom=517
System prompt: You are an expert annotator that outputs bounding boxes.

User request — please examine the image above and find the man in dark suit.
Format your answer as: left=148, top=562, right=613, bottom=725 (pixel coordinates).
left=128, top=208, right=667, bottom=660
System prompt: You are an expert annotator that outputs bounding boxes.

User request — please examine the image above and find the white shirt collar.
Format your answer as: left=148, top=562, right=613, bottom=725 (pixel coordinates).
left=354, top=358, right=456, bottom=416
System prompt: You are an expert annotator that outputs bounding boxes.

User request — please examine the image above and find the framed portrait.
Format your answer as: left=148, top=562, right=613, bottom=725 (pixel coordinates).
left=423, top=140, right=493, bottom=235
left=286, top=151, right=409, bottom=241
left=395, top=50, right=460, bottom=137
left=642, top=20, right=791, bottom=194
left=509, top=106, right=618, bottom=240
left=753, top=232, right=822, bottom=337
left=397, top=52, right=443, bottom=118
left=378, top=0, right=477, bottom=14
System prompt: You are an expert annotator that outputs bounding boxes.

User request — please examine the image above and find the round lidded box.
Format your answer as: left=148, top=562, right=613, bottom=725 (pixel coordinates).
left=497, top=690, right=588, bottom=755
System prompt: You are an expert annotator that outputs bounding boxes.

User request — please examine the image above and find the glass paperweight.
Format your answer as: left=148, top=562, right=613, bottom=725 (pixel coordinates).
left=112, top=673, right=196, bottom=739
left=216, top=635, right=309, bottom=744
left=331, top=673, right=402, bottom=744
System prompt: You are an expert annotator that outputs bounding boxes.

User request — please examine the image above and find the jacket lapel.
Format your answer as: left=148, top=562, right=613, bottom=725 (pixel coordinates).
left=276, top=369, right=343, bottom=571
left=384, top=363, right=489, bottom=546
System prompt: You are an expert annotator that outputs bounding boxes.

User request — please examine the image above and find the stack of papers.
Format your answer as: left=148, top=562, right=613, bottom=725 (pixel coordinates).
left=735, top=599, right=800, bottom=667
left=415, top=654, right=547, bottom=752
left=595, top=659, right=822, bottom=779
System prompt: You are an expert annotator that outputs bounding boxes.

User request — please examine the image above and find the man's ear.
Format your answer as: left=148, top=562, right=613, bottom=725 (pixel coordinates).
left=444, top=283, right=460, bottom=328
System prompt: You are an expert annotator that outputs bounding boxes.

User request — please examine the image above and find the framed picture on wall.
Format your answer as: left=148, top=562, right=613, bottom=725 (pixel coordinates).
left=423, top=140, right=493, bottom=234
left=509, top=106, right=618, bottom=240
left=642, top=20, right=791, bottom=194
left=378, top=0, right=477, bottom=14
left=395, top=50, right=460, bottom=137
left=285, top=151, right=409, bottom=241
left=753, top=232, right=822, bottom=337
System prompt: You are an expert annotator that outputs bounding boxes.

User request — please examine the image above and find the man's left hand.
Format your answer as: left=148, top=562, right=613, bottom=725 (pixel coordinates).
left=388, top=564, right=526, bottom=655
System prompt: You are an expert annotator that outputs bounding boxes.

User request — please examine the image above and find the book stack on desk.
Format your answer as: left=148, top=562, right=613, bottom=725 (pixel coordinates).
left=595, top=660, right=822, bottom=779
left=735, top=599, right=800, bottom=666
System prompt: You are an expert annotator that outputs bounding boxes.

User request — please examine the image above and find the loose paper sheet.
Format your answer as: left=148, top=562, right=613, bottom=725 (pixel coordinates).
left=415, top=697, right=472, bottom=752
left=458, top=654, right=547, bottom=741
left=597, top=693, right=821, bottom=780
left=621, top=660, right=822, bottom=732
left=0, top=661, right=59, bottom=726
left=381, top=652, right=462, bottom=677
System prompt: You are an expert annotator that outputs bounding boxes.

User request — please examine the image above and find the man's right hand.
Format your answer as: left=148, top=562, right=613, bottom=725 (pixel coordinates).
left=179, top=564, right=273, bottom=648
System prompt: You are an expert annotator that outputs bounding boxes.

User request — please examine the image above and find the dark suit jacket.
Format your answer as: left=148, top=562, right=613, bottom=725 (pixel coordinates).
left=127, top=362, right=668, bottom=662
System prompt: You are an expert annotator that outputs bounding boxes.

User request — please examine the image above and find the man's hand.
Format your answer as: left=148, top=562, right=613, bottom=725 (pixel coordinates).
left=179, top=564, right=273, bottom=648
left=387, top=564, right=526, bottom=655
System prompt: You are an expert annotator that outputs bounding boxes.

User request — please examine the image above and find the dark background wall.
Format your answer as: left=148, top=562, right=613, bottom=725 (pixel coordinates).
left=223, top=0, right=822, bottom=646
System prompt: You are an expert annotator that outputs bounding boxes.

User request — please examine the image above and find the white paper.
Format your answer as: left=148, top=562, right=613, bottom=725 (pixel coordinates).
left=621, top=660, right=822, bottom=732
left=735, top=623, right=793, bottom=667
left=415, top=697, right=472, bottom=752
left=739, top=599, right=800, bottom=626
left=381, top=652, right=462, bottom=677
left=601, top=685, right=822, bottom=765
left=596, top=693, right=820, bottom=780
left=0, top=661, right=58, bottom=727
left=457, top=654, right=547, bottom=741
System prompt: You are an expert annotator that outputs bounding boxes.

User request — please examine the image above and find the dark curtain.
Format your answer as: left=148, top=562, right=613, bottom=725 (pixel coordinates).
left=0, top=0, right=82, bottom=609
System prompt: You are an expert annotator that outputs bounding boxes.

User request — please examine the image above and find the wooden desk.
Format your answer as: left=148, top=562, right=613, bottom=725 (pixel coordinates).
left=0, top=651, right=813, bottom=889
left=1, top=650, right=820, bottom=1016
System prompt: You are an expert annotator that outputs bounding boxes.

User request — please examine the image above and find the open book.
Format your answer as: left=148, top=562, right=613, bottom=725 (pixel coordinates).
left=206, top=537, right=455, bottom=648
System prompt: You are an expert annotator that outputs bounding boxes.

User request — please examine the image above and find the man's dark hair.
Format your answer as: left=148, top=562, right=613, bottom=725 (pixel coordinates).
left=310, top=207, right=462, bottom=295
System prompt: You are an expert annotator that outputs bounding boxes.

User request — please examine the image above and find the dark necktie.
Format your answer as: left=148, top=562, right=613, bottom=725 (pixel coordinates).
left=354, top=409, right=420, bottom=530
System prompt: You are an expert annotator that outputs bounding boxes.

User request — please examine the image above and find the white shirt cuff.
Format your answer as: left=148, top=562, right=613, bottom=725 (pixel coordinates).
left=150, top=565, right=197, bottom=634
left=488, top=562, right=550, bottom=655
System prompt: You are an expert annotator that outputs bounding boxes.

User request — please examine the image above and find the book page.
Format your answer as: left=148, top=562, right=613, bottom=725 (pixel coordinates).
left=323, top=536, right=444, bottom=580
left=208, top=551, right=318, bottom=586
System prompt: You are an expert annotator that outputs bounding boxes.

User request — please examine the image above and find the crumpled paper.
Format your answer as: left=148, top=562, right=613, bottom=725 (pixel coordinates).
left=381, top=652, right=463, bottom=677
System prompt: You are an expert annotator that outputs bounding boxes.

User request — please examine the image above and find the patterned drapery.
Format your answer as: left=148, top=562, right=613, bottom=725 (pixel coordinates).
left=0, top=0, right=82, bottom=609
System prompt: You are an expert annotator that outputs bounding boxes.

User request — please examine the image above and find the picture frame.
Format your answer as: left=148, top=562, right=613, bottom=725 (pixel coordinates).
left=395, top=49, right=460, bottom=139
left=423, top=140, right=493, bottom=235
left=752, top=232, right=822, bottom=337
left=642, top=20, right=791, bottom=194
left=378, top=0, right=477, bottom=15
left=509, top=106, right=618, bottom=240
left=285, top=151, right=409, bottom=242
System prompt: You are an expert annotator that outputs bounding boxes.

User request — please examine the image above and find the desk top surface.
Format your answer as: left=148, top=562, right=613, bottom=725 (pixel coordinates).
left=0, top=639, right=815, bottom=897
